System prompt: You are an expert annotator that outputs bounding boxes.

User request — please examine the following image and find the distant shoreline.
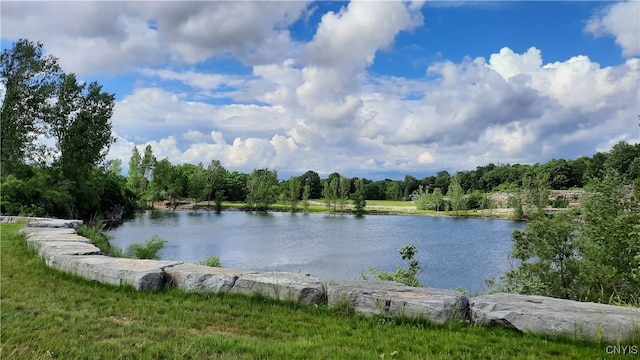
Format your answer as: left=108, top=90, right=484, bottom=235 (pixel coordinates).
left=147, top=201, right=519, bottom=221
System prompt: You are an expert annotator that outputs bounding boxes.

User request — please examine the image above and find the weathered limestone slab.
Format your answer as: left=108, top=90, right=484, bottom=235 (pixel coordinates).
left=469, top=293, right=640, bottom=342
left=26, top=232, right=92, bottom=243
left=29, top=240, right=102, bottom=261
left=21, top=227, right=78, bottom=236
left=327, top=280, right=468, bottom=324
left=26, top=218, right=83, bottom=229
left=46, top=254, right=182, bottom=291
left=230, top=271, right=325, bottom=305
left=1, top=216, right=48, bottom=223
left=165, top=263, right=257, bottom=293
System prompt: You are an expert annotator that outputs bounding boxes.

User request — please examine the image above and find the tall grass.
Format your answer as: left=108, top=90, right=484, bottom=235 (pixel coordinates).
left=199, top=254, right=222, bottom=267
left=77, top=223, right=166, bottom=260
left=1, top=223, right=621, bottom=359
left=125, top=235, right=166, bottom=260
left=76, top=223, right=123, bottom=257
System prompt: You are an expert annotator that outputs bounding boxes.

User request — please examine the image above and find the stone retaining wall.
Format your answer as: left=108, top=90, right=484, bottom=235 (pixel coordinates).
left=7, top=216, right=639, bottom=342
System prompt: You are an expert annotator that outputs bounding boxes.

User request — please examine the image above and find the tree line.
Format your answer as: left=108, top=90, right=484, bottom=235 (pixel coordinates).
left=118, top=139, right=639, bottom=213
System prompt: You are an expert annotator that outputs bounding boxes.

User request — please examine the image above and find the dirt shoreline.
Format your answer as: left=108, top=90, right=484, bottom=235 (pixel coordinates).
left=149, top=201, right=519, bottom=221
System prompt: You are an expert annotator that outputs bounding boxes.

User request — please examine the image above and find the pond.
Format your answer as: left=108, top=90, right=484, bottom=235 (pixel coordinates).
left=109, top=210, right=524, bottom=293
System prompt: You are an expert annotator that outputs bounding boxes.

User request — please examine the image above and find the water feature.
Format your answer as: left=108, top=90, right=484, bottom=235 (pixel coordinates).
left=109, top=210, right=524, bottom=293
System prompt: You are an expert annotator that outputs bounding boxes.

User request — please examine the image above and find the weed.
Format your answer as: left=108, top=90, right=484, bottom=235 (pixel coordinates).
left=332, top=296, right=357, bottom=317
left=76, top=223, right=123, bottom=257
left=125, top=235, right=166, bottom=259
left=199, top=255, right=222, bottom=267
left=366, top=245, right=423, bottom=287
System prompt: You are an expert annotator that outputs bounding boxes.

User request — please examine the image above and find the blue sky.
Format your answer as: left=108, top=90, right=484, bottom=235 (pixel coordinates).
left=2, top=1, right=639, bottom=179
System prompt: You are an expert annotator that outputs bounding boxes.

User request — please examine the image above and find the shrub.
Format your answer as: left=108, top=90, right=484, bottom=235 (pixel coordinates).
left=364, top=245, right=423, bottom=287
left=76, top=223, right=123, bottom=257
left=125, top=235, right=166, bottom=260
left=199, top=255, right=221, bottom=267
left=551, top=197, right=569, bottom=208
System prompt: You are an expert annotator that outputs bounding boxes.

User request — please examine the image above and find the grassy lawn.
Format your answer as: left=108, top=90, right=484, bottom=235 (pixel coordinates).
left=0, top=222, right=619, bottom=359
left=365, top=200, right=415, bottom=207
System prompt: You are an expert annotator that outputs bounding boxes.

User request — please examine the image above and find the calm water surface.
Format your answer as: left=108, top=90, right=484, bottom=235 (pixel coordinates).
left=109, top=210, right=523, bottom=292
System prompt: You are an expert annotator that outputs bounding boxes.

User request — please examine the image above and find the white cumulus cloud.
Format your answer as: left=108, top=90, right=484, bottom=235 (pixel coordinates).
left=585, top=1, right=640, bottom=58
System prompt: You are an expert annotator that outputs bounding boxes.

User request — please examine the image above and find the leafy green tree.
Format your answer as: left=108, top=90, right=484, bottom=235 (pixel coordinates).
left=0, top=39, right=129, bottom=220
left=415, top=186, right=431, bottom=210
left=434, top=171, right=451, bottom=192
left=213, top=191, right=226, bottom=213
left=187, top=163, right=208, bottom=209
left=365, top=179, right=386, bottom=200
left=507, top=195, right=525, bottom=220
left=141, top=144, right=156, bottom=194
left=403, top=175, right=420, bottom=199
left=352, top=178, right=367, bottom=215
left=432, top=188, right=445, bottom=211
left=501, top=170, right=640, bottom=305
left=302, top=184, right=311, bottom=213
left=206, top=159, right=227, bottom=207
left=503, top=210, right=580, bottom=299
left=385, top=181, right=403, bottom=201
left=1, top=39, right=61, bottom=174
left=47, top=73, right=115, bottom=183
left=93, top=166, right=134, bottom=221
left=542, top=159, right=573, bottom=190
left=127, top=146, right=145, bottom=195
left=584, top=152, right=608, bottom=181
left=225, top=171, right=248, bottom=202
left=287, top=176, right=301, bottom=213
left=323, top=177, right=339, bottom=212
left=107, top=159, right=122, bottom=177
left=0, top=171, right=73, bottom=218
left=629, top=157, right=640, bottom=181
left=466, top=190, right=492, bottom=210
left=568, top=157, right=589, bottom=188
left=577, top=170, right=640, bottom=303
left=338, top=176, right=351, bottom=211
left=448, top=175, right=466, bottom=213
left=300, top=170, right=322, bottom=199
left=149, top=158, right=175, bottom=201
left=603, top=141, right=639, bottom=180
left=522, top=172, right=550, bottom=216
left=245, top=168, right=278, bottom=211
left=141, top=145, right=155, bottom=178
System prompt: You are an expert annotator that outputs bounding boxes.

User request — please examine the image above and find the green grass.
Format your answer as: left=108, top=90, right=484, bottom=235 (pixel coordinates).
left=1, top=222, right=624, bottom=359
left=366, top=200, right=415, bottom=207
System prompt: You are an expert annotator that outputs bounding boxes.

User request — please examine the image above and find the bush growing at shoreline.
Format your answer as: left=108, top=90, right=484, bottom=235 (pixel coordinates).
left=200, top=255, right=222, bottom=267
left=77, top=223, right=166, bottom=260
left=125, top=235, right=166, bottom=260
left=364, top=245, right=423, bottom=287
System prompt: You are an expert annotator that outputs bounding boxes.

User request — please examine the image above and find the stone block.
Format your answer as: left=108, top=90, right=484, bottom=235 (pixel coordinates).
left=26, top=218, right=83, bottom=229
left=29, top=240, right=102, bottom=261
left=469, top=293, right=640, bottom=342
left=20, top=227, right=78, bottom=236
left=46, top=254, right=182, bottom=291
left=26, top=232, right=92, bottom=243
left=230, top=271, right=325, bottom=305
left=165, top=263, right=257, bottom=293
left=327, top=280, right=468, bottom=324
